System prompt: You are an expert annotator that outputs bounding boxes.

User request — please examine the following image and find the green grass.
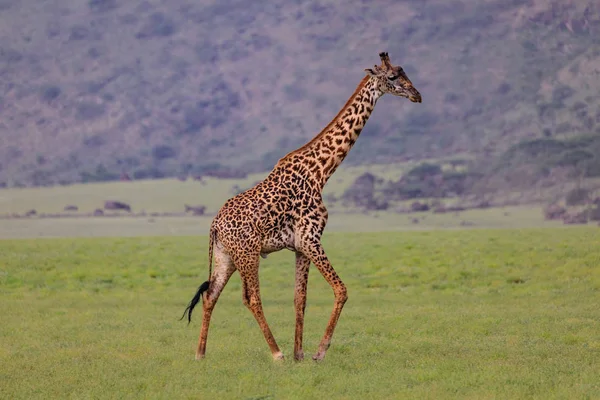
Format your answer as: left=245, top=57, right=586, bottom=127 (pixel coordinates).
left=2, top=228, right=600, bottom=399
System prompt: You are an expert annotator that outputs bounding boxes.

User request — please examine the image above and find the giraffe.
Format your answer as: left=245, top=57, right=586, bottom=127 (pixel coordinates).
left=182, top=52, right=422, bottom=361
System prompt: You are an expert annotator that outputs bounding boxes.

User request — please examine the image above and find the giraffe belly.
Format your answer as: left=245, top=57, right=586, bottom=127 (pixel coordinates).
left=260, top=230, right=295, bottom=258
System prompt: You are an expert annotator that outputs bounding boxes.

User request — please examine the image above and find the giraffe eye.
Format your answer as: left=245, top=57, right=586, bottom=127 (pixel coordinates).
left=388, top=75, right=398, bottom=81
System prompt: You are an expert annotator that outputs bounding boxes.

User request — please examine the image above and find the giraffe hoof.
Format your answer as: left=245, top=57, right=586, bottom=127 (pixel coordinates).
left=273, top=352, right=285, bottom=361
left=294, top=351, right=304, bottom=361
left=312, top=352, right=325, bottom=362
left=194, top=353, right=205, bottom=361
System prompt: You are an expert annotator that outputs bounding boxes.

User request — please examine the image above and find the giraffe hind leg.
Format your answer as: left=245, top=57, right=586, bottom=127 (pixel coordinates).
left=195, top=242, right=236, bottom=360
left=237, top=255, right=283, bottom=360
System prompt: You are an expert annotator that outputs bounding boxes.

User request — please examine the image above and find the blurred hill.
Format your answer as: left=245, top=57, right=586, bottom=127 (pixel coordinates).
left=1, top=0, right=599, bottom=188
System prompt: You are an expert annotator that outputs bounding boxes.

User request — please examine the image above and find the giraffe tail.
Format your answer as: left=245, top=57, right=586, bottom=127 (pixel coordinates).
left=180, top=228, right=216, bottom=324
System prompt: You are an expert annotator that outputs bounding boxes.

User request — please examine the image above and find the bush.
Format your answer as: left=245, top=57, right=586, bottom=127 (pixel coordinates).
left=552, top=150, right=594, bottom=168
left=69, top=25, right=90, bottom=41
left=407, top=163, right=442, bottom=179
left=385, top=180, right=432, bottom=200
left=496, top=82, right=511, bottom=94
left=136, top=12, right=176, bottom=39
left=194, top=40, right=219, bottom=63
left=133, top=167, right=166, bottom=180
left=551, top=85, right=575, bottom=104
left=584, top=158, right=600, bottom=177
left=30, top=170, right=53, bottom=186
left=0, top=48, right=22, bottom=64
left=152, top=145, right=177, bottom=160
left=384, top=164, right=474, bottom=200
left=40, top=86, right=61, bottom=102
left=283, top=84, right=306, bottom=102
left=83, top=135, right=105, bottom=147
left=343, top=173, right=377, bottom=208
left=504, top=139, right=568, bottom=160
left=181, top=79, right=240, bottom=134
left=80, top=164, right=119, bottom=183
left=589, top=206, right=600, bottom=221
left=565, top=187, right=590, bottom=206
left=89, top=0, right=118, bottom=12
left=75, top=102, right=106, bottom=121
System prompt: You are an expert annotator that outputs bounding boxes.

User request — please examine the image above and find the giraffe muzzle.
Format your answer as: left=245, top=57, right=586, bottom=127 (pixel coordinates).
left=409, top=88, right=422, bottom=103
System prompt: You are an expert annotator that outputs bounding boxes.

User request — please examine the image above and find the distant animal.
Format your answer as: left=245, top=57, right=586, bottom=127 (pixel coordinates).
left=104, top=201, right=131, bottom=212
left=64, top=205, right=78, bottom=211
left=181, top=52, right=422, bottom=361
left=410, top=201, right=430, bottom=212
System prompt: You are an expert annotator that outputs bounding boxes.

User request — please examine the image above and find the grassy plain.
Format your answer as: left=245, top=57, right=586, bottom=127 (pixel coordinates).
left=0, top=163, right=569, bottom=239
left=2, top=228, right=600, bottom=399
left=0, top=163, right=412, bottom=215
left=0, top=205, right=565, bottom=240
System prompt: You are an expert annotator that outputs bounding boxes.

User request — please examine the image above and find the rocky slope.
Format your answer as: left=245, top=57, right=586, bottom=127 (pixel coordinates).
left=1, top=0, right=599, bottom=187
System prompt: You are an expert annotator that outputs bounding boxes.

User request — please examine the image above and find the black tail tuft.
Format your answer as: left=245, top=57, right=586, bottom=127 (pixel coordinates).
left=180, top=281, right=210, bottom=324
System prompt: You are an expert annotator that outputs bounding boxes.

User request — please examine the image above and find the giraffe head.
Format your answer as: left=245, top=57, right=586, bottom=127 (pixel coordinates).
left=365, top=52, right=422, bottom=103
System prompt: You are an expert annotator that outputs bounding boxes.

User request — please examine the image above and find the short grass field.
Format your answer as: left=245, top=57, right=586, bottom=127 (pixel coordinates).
left=1, top=228, right=600, bottom=399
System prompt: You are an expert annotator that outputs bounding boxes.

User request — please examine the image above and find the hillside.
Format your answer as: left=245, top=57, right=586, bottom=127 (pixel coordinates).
left=1, top=0, right=600, bottom=187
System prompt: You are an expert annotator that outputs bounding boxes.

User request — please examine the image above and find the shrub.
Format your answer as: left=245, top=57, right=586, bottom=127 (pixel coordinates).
left=496, top=82, right=511, bottom=94
left=552, top=150, right=594, bottom=168
left=83, top=135, right=105, bottom=147
left=407, top=163, right=442, bottom=179
left=551, top=85, right=575, bottom=104
left=69, top=25, right=90, bottom=41
left=565, top=187, right=590, bottom=206
left=40, top=86, right=61, bottom=102
left=136, top=12, right=176, bottom=39
left=0, top=48, right=22, bottom=64
left=80, top=164, right=119, bottom=183
left=30, top=170, right=53, bottom=186
left=589, top=206, right=600, bottom=221
left=133, top=167, right=166, bottom=180
left=89, top=0, right=118, bottom=12
left=152, top=145, right=177, bottom=160
left=343, top=173, right=377, bottom=208
left=584, top=158, right=600, bottom=177
left=504, top=138, right=568, bottom=160
left=75, top=102, right=106, bottom=121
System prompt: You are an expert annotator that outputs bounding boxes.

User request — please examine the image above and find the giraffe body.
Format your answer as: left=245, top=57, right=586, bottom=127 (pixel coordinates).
left=183, top=52, right=421, bottom=361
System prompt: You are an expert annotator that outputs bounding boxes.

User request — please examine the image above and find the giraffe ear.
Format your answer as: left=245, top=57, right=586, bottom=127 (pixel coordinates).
left=365, top=68, right=377, bottom=76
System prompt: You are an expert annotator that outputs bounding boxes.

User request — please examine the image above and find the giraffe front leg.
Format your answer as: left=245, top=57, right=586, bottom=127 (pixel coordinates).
left=294, top=252, right=310, bottom=361
left=301, top=239, right=347, bottom=361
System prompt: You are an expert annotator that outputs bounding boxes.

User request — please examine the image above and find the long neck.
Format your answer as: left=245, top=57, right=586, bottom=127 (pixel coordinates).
left=280, top=76, right=382, bottom=190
